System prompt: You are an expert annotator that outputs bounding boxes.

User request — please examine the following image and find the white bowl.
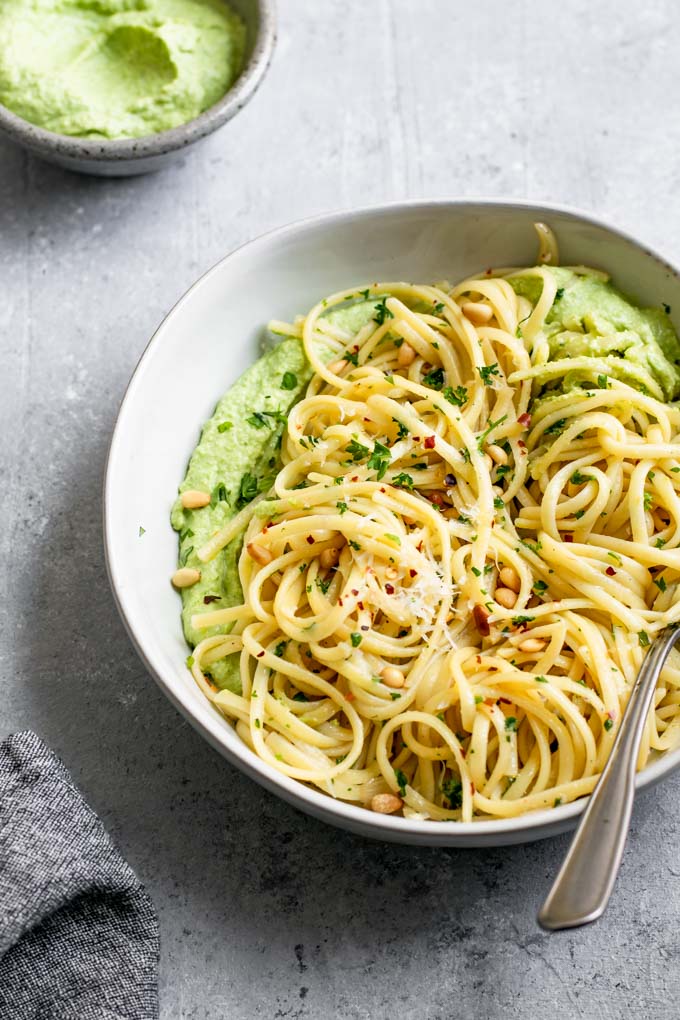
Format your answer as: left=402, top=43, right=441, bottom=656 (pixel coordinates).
left=105, top=199, right=680, bottom=846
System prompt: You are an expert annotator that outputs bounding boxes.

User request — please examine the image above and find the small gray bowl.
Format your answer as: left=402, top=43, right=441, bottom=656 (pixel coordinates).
left=0, top=0, right=276, bottom=176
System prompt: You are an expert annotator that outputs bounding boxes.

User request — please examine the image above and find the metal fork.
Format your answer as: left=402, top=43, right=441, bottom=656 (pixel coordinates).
left=538, top=625, right=680, bottom=930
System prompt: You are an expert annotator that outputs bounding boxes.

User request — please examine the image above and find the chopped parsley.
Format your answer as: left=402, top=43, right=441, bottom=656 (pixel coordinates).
left=654, top=576, right=667, bottom=592
left=350, top=632, right=362, bottom=647
left=138, top=525, right=145, bottom=537
left=393, top=418, right=409, bottom=440
left=292, top=691, right=309, bottom=703
left=441, top=777, right=463, bottom=809
left=281, top=371, right=298, bottom=390
left=544, top=418, right=567, bottom=436
left=532, top=579, right=548, bottom=595
left=443, top=384, right=468, bottom=408
left=505, top=717, right=518, bottom=732
left=367, top=440, right=391, bottom=479
left=343, top=349, right=359, bottom=366
left=246, top=411, right=269, bottom=430
left=604, top=718, right=614, bottom=731
left=210, top=482, right=229, bottom=508
left=570, top=470, right=592, bottom=485
left=493, top=497, right=505, bottom=510
left=554, top=288, right=564, bottom=301
left=217, top=420, right=233, bottom=433
left=392, top=472, right=414, bottom=491
left=643, top=492, right=653, bottom=511
left=349, top=539, right=361, bottom=551
left=336, top=501, right=349, bottom=515
left=274, top=640, right=288, bottom=657
left=422, top=366, right=445, bottom=390
left=315, top=576, right=332, bottom=595
left=395, top=769, right=408, bottom=796
left=346, top=437, right=369, bottom=461
left=186, top=655, right=194, bottom=668
left=597, top=374, right=609, bottom=389
left=237, top=472, right=259, bottom=508
left=638, top=630, right=650, bottom=648
left=512, top=615, right=535, bottom=626
left=477, top=363, right=500, bottom=386
left=373, top=297, right=394, bottom=325
left=477, top=414, right=508, bottom=450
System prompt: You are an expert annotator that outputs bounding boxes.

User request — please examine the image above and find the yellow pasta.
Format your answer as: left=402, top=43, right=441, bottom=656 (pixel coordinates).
left=186, top=227, right=680, bottom=822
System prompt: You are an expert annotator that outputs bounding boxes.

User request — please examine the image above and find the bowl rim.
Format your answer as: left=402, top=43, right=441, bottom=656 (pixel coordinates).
left=0, top=0, right=276, bottom=162
left=104, top=197, right=680, bottom=843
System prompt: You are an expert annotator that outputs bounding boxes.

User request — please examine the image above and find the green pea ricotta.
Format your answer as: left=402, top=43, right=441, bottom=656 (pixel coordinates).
left=171, top=301, right=377, bottom=691
left=511, top=268, right=680, bottom=402
left=0, top=0, right=246, bottom=139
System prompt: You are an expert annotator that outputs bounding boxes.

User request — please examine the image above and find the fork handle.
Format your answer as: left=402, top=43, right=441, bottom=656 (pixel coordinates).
left=538, top=626, right=680, bottom=931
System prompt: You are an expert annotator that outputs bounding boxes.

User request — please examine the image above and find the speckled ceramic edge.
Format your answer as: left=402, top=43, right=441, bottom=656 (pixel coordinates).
left=0, top=0, right=276, bottom=168
left=104, top=198, right=680, bottom=846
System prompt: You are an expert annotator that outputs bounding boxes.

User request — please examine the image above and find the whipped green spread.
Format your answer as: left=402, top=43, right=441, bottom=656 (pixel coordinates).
left=171, top=302, right=376, bottom=691
left=0, top=0, right=245, bottom=139
left=511, top=268, right=680, bottom=402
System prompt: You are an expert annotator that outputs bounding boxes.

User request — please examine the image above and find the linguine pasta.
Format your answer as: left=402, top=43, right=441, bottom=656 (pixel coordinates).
left=183, top=227, right=680, bottom=822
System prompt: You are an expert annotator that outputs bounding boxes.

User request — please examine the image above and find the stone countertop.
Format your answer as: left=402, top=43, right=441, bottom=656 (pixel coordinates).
left=2, top=1, right=679, bottom=1017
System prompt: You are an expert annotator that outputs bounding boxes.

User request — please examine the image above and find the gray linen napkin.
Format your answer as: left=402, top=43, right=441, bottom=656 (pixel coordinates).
left=0, top=731, right=159, bottom=1019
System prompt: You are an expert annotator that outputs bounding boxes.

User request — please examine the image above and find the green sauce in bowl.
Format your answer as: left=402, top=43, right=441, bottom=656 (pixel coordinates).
left=0, top=0, right=246, bottom=139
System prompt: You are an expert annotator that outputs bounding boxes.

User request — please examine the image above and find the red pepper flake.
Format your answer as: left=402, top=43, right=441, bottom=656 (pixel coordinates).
left=351, top=475, right=359, bottom=482
left=476, top=655, right=482, bottom=664
left=424, top=435, right=436, bottom=449
left=203, top=595, right=221, bottom=604
left=385, top=583, right=395, bottom=595
left=605, top=566, right=616, bottom=576
left=357, top=601, right=364, bottom=610
left=380, top=487, right=386, bottom=493
left=470, top=781, right=476, bottom=794
left=499, top=697, right=512, bottom=704
left=517, top=412, right=532, bottom=428
left=351, top=588, right=359, bottom=596
left=564, top=534, right=573, bottom=543
left=430, top=492, right=445, bottom=506
left=363, top=417, right=371, bottom=422
left=338, top=598, right=344, bottom=606
left=409, top=568, right=417, bottom=578
left=361, top=625, right=369, bottom=631
left=484, top=697, right=496, bottom=706
left=416, top=541, right=424, bottom=552
left=460, top=748, right=466, bottom=759
left=345, top=692, right=356, bottom=702
left=517, top=440, right=527, bottom=451
left=256, top=651, right=265, bottom=658
left=306, top=535, right=316, bottom=545
left=413, top=436, right=421, bottom=442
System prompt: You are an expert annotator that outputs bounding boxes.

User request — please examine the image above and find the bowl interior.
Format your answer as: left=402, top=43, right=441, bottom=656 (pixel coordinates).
left=105, top=200, right=680, bottom=846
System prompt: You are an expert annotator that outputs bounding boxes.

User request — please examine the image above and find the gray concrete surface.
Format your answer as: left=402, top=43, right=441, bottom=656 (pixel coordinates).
left=2, top=1, right=680, bottom=1017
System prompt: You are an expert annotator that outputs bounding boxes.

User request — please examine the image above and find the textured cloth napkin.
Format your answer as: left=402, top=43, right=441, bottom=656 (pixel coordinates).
left=0, top=731, right=159, bottom=1019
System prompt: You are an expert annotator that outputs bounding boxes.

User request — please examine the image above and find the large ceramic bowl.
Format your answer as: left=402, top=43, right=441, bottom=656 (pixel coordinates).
left=0, top=0, right=275, bottom=176
left=105, top=199, right=680, bottom=846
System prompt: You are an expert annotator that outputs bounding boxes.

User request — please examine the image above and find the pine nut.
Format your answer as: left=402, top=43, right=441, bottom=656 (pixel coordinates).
left=495, top=586, right=518, bottom=609
left=320, top=547, right=341, bottom=570
left=385, top=566, right=399, bottom=580
left=473, top=604, right=490, bottom=635
left=371, top=793, right=403, bottom=814
left=172, top=567, right=201, bottom=588
left=247, top=542, right=273, bottom=566
left=518, top=637, right=546, bottom=653
left=499, top=566, right=521, bottom=593
left=487, top=444, right=508, bottom=466
left=327, top=359, right=347, bottom=375
left=381, top=667, right=405, bottom=688
left=462, top=301, right=493, bottom=325
left=181, top=489, right=210, bottom=509
left=397, top=342, right=416, bottom=368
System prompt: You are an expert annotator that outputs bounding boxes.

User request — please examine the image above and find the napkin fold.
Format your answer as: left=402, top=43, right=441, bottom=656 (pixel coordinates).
left=0, top=731, right=159, bottom=1019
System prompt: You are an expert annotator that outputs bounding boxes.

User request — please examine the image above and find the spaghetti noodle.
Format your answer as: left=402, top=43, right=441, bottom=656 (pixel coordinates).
left=181, top=226, right=680, bottom=821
